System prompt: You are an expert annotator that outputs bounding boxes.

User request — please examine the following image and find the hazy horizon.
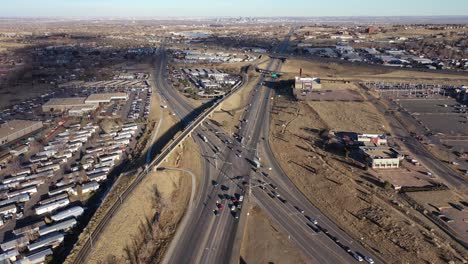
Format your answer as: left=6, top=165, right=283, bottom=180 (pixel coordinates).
left=2, top=0, right=468, bottom=18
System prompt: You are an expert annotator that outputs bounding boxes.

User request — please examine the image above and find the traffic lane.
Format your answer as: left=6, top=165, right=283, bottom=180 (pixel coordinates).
left=256, top=73, right=378, bottom=263
left=180, top=150, right=246, bottom=262
left=252, top=191, right=354, bottom=264
left=254, top=169, right=373, bottom=260
left=253, top=189, right=356, bottom=264
left=169, top=162, right=234, bottom=264
left=256, top=119, right=375, bottom=261
left=196, top=166, right=246, bottom=262
left=201, top=184, right=243, bottom=263
left=160, top=145, right=217, bottom=263
left=154, top=61, right=224, bottom=263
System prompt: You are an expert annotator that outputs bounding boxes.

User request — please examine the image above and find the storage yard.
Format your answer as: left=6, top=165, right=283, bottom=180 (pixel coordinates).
left=0, top=70, right=152, bottom=262
left=0, top=120, right=142, bottom=262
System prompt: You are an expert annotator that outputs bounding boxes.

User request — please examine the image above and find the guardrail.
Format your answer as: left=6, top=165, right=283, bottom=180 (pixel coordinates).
left=71, top=62, right=245, bottom=264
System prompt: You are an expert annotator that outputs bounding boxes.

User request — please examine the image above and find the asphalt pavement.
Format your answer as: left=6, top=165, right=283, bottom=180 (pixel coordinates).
left=158, top=28, right=380, bottom=264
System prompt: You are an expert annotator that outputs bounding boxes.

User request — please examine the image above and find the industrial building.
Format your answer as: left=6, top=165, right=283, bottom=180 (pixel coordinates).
left=84, top=93, right=129, bottom=104
left=68, top=104, right=99, bottom=116
left=42, top=93, right=128, bottom=115
left=0, top=120, right=43, bottom=147
left=41, top=97, right=88, bottom=112
left=359, top=146, right=403, bottom=169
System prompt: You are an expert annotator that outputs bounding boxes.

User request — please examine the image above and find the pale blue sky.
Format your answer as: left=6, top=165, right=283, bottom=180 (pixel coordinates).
left=1, top=0, right=467, bottom=17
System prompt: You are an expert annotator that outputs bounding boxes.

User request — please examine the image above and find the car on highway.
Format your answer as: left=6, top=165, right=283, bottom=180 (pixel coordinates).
left=212, top=180, right=219, bottom=186
left=230, top=205, right=236, bottom=211
left=278, top=197, right=287, bottom=203
left=336, top=241, right=351, bottom=252
left=353, top=253, right=363, bottom=262
left=236, top=153, right=242, bottom=158
left=221, top=185, right=229, bottom=191
left=213, top=210, right=220, bottom=216
left=294, top=206, right=305, bottom=214
left=268, top=193, right=276, bottom=199
left=232, top=211, right=239, bottom=219
left=269, top=183, right=277, bottom=189
left=272, top=191, right=280, bottom=197
left=364, top=256, right=374, bottom=264
left=217, top=204, right=224, bottom=211
left=305, top=215, right=318, bottom=225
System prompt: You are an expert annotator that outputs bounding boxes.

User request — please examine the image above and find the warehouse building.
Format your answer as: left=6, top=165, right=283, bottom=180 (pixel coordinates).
left=42, top=97, right=88, bottom=112
left=84, top=93, right=128, bottom=104
left=42, top=92, right=128, bottom=114
left=0, top=120, right=43, bottom=147
left=359, top=146, right=403, bottom=169
left=68, top=104, right=98, bottom=116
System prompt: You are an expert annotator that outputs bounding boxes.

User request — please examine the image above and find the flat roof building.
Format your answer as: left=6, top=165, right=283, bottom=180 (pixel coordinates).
left=42, top=97, right=88, bottom=113
left=293, top=77, right=322, bottom=101
left=0, top=120, right=43, bottom=147
left=359, top=146, right=402, bottom=169
left=294, top=77, right=322, bottom=90
left=68, top=105, right=98, bottom=116
left=84, top=93, right=128, bottom=104
left=357, top=133, right=388, bottom=146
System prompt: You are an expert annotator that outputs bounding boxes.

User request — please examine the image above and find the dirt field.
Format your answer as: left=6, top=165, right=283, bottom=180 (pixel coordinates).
left=267, top=88, right=466, bottom=263
left=240, top=206, right=306, bottom=264
left=87, top=136, right=201, bottom=263
left=307, top=101, right=390, bottom=134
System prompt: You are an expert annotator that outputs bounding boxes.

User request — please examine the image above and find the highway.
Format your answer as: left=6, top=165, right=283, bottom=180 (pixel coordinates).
left=157, top=27, right=381, bottom=264
left=156, top=51, right=247, bottom=264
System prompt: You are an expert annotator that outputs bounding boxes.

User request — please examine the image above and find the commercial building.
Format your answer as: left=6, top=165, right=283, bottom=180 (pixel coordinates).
left=294, top=77, right=322, bottom=90
left=84, top=93, right=129, bottom=104
left=0, top=120, right=43, bottom=147
left=357, top=134, right=388, bottom=146
left=42, top=97, right=88, bottom=112
left=68, top=105, right=98, bottom=116
left=359, top=146, right=402, bottom=169
left=42, top=92, right=128, bottom=115
left=293, top=77, right=322, bottom=100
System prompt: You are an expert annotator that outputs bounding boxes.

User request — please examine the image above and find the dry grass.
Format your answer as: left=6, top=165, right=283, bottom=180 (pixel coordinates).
left=87, top=136, right=201, bottom=263
left=268, top=92, right=465, bottom=263
left=308, top=101, right=390, bottom=134
left=281, top=58, right=468, bottom=85
left=240, top=206, right=306, bottom=264
left=408, top=190, right=464, bottom=210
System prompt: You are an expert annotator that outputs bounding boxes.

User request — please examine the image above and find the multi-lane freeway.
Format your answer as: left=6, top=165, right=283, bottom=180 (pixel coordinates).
left=156, top=28, right=380, bottom=264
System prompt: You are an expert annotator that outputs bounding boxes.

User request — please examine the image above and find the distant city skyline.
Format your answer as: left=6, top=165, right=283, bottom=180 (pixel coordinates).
left=1, top=0, right=468, bottom=17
